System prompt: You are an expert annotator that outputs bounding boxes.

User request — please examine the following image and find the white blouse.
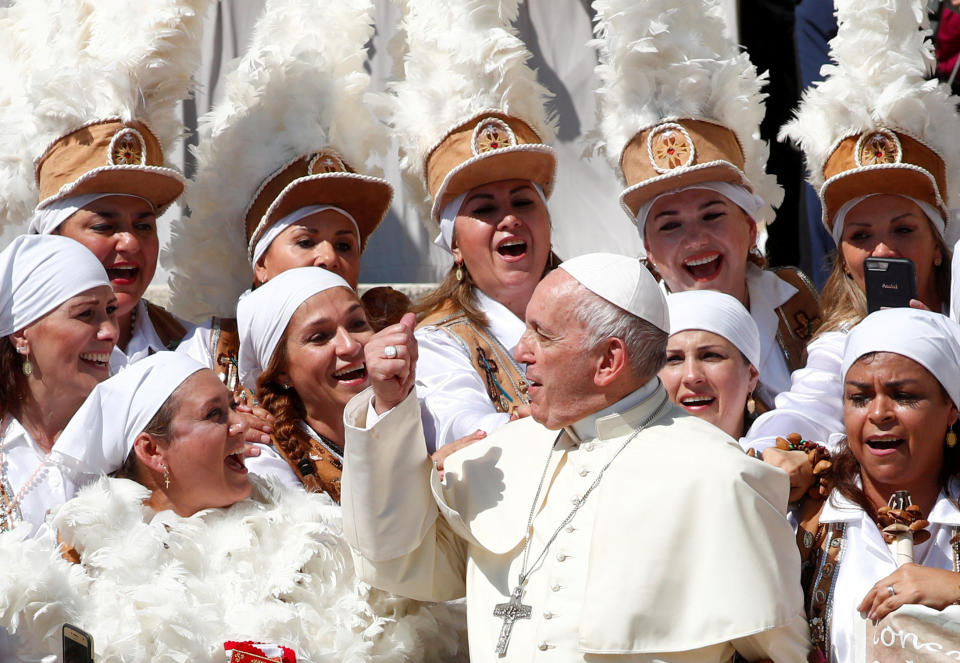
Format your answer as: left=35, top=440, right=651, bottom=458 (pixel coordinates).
left=0, top=417, right=76, bottom=537
left=819, top=487, right=960, bottom=663
left=110, top=299, right=197, bottom=373
left=742, top=329, right=847, bottom=453
left=414, top=289, right=527, bottom=453
left=745, top=263, right=798, bottom=406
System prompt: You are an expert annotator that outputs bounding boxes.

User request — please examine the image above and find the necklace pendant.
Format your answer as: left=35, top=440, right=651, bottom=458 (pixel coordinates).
left=493, top=584, right=532, bottom=658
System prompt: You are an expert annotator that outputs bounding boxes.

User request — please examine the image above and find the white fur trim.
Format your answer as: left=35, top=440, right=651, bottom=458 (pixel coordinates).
left=0, top=477, right=468, bottom=662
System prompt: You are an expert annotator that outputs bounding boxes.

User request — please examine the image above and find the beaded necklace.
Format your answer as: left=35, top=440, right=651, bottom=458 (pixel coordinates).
left=0, top=415, right=51, bottom=532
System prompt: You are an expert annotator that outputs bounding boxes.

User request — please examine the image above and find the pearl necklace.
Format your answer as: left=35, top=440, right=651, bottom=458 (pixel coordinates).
left=0, top=415, right=51, bottom=532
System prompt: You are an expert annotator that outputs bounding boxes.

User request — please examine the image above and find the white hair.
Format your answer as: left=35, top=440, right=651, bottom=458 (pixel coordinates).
left=573, top=285, right=667, bottom=380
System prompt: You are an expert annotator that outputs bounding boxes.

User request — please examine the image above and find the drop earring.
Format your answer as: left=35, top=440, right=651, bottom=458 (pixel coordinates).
left=947, top=429, right=957, bottom=448
left=455, top=262, right=464, bottom=281
left=16, top=345, right=32, bottom=376
left=162, top=465, right=171, bottom=489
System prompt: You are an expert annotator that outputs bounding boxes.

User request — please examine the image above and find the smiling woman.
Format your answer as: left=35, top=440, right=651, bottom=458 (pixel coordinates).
left=0, top=235, right=117, bottom=535
left=237, top=267, right=385, bottom=501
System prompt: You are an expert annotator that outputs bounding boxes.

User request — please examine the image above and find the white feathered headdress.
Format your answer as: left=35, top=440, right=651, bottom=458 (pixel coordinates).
left=591, top=0, right=782, bottom=233
left=166, top=0, right=392, bottom=321
left=779, top=0, right=960, bottom=238
left=0, top=0, right=209, bottom=230
left=390, top=0, right=557, bottom=226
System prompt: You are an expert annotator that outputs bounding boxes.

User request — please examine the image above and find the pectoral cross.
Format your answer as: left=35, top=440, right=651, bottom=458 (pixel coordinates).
left=493, top=585, right=532, bottom=658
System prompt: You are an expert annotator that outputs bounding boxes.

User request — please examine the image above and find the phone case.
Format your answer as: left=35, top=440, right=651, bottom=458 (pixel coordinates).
left=864, top=257, right=917, bottom=313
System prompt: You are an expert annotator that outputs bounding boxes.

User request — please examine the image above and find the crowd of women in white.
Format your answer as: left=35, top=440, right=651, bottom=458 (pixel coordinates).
left=2, top=0, right=960, bottom=660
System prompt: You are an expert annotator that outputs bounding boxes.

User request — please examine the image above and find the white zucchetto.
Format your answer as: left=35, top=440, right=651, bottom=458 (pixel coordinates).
left=0, top=234, right=111, bottom=336
left=559, top=252, right=669, bottom=332
left=666, top=290, right=761, bottom=368
left=51, top=351, right=207, bottom=477
left=842, top=308, right=960, bottom=408
left=237, top=266, right=354, bottom=390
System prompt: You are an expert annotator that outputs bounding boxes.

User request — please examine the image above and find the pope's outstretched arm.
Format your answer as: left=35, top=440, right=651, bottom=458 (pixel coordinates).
left=340, top=314, right=468, bottom=602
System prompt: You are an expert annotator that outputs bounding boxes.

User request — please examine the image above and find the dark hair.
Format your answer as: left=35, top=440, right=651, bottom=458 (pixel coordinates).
left=0, top=337, right=28, bottom=421
left=112, top=392, right=179, bottom=480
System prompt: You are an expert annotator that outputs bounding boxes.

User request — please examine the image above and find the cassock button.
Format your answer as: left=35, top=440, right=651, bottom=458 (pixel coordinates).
left=570, top=495, right=580, bottom=505
left=538, top=642, right=549, bottom=651
left=578, top=469, right=589, bottom=477
left=543, top=610, right=553, bottom=619
left=551, top=583, right=561, bottom=592
left=585, top=443, right=595, bottom=452
left=564, top=525, right=574, bottom=533
left=556, top=552, right=566, bottom=561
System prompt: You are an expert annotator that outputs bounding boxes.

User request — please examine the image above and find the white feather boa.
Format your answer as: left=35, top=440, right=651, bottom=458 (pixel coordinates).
left=0, top=477, right=467, bottom=663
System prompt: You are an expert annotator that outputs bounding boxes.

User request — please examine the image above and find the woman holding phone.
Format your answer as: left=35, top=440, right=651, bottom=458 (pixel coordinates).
left=743, top=0, right=958, bottom=465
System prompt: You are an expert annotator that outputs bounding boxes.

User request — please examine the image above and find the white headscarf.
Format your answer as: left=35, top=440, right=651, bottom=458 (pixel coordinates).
left=249, top=204, right=361, bottom=268
left=666, top=290, right=761, bottom=368
left=237, top=266, right=353, bottom=390
left=27, top=193, right=154, bottom=235
left=842, top=308, right=960, bottom=408
left=51, top=351, right=206, bottom=478
left=0, top=234, right=111, bottom=336
left=433, top=183, right=549, bottom=254
left=830, top=194, right=945, bottom=246
left=633, top=182, right=764, bottom=239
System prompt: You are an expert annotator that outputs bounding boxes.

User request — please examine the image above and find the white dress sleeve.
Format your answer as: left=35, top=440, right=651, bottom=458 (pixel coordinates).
left=742, top=330, right=847, bottom=452
left=414, top=325, right=511, bottom=454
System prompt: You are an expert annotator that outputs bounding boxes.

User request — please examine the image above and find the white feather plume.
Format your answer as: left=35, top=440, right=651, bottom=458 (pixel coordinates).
left=0, top=0, right=210, bottom=232
left=389, top=0, right=557, bottom=211
left=0, top=477, right=468, bottom=662
left=591, top=0, right=783, bottom=222
left=780, top=0, right=960, bottom=208
left=167, top=0, right=388, bottom=321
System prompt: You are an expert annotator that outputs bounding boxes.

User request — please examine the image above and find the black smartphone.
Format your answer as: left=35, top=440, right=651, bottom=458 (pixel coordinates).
left=62, top=623, right=93, bottom=663
left=864, top=257, right=917, bottom=313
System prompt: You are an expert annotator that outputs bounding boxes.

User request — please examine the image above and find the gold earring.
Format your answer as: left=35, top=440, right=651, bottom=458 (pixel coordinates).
left=455, top=263, right=464, bottom=281
left=16, top=346, right=32, bottom=376
left=162, top=465, right=171, bottom=489
left=947, top=429, right=957, bottom=448
left=746, top=396, right=756, bottom=415
left=935, top=256, right=943, bottom=267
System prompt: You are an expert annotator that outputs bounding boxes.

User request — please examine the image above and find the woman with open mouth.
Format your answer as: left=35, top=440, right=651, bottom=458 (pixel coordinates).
left=795, top=308, right=960, bottom=663
left=392, top=0, right=558, bottom=453
left=236, top=267, right=412, bottom=502
left=743, top=0, right=957, bottom=462
left=0, top=235, right=118, bottom=536
left=660, top=290, right=761, bottom=440
left=591, top=0, right=822, bottom=414
left=0, top=351, right=466, bottom=662
left=168, top=0, right=394, bottom=398
left=0, top=0, right=203, bottom=368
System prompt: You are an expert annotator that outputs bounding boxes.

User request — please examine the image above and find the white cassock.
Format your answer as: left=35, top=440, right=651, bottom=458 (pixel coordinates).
left=742, top=330, right=846, bottom=453
left=342, top=381, right=810, bottom=662
left=415, top=289, right=526, bottom=453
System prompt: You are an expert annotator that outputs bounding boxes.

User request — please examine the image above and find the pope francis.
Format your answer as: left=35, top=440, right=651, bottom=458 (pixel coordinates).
left=341, top=253, right=810, bottom=662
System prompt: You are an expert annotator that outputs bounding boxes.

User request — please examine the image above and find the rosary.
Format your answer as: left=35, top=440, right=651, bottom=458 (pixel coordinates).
left=492, top=394, right=669, bottom=657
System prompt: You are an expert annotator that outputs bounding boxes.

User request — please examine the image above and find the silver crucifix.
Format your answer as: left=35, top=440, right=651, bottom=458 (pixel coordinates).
left=493, top=585, right=532, bottom=658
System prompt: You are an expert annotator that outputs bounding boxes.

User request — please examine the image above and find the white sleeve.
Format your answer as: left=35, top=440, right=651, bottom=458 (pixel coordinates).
left=244, top=444, right=302, bottom=490
left=742, top=331, right=846, bottom=452
left=414, top=326, right=511, bottom=454
left=175, top=321, right=215, bottom=367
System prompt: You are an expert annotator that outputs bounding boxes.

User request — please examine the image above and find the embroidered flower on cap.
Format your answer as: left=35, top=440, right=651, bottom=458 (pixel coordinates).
left=855, top=129, right=902, bottom=167
left=471, top=117, right=516, bottom=155
left=108, top=127, right=147, bottom=166
left=308, top=151, right=346, bottom=174
left=647, top=122, right=696, bottom=173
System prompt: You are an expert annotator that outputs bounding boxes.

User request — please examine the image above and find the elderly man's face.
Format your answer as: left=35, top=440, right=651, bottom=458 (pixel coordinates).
left=515, top=270, right=601, bottom=429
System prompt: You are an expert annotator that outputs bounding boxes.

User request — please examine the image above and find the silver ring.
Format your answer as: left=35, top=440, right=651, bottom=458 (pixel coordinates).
left=888, top=585, right=896, bottom=597
left=384, top=345, right=398, bottom=359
